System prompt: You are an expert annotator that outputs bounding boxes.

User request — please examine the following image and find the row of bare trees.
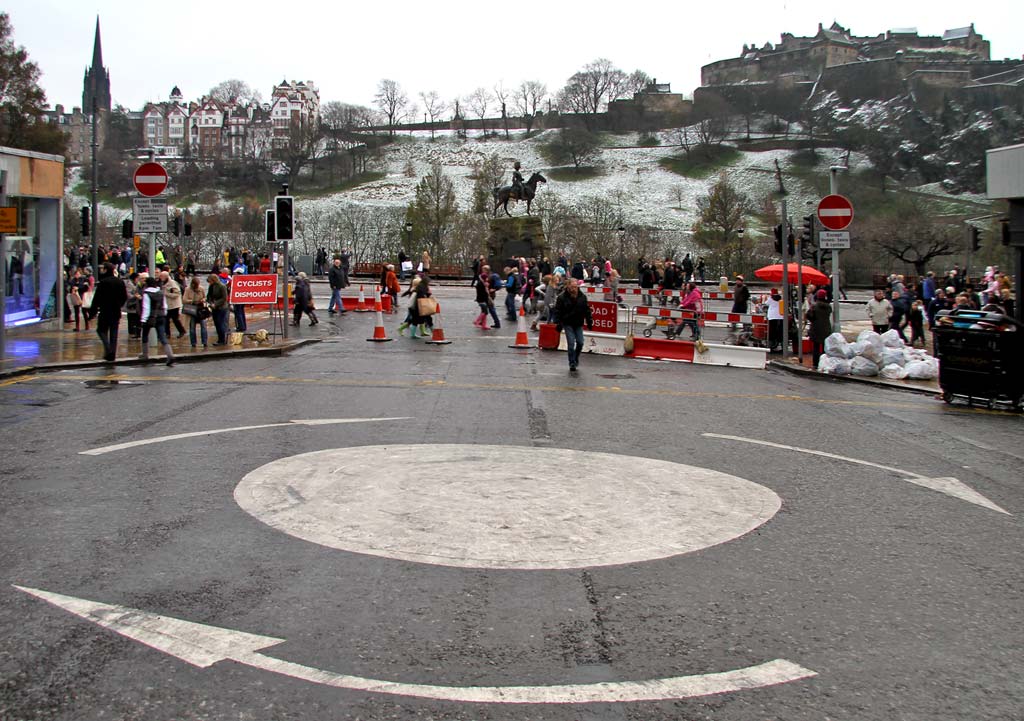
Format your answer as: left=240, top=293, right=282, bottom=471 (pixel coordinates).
left=374, top=79, right=551, bottom=138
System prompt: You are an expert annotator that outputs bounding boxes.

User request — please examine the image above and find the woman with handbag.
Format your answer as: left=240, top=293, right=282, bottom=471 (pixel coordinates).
left=397, top=276, right=433, bottom=338
left=182, top=276, right=209, bottom=348
left=206, top=273, right=230, bottom=345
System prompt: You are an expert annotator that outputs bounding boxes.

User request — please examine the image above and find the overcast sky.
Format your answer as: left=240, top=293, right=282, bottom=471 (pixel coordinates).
left=7, top=0, right=1022, bottom=114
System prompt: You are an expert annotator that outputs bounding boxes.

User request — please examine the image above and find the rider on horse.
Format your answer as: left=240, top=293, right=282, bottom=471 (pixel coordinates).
left=511, top=161, right=525, bottom=201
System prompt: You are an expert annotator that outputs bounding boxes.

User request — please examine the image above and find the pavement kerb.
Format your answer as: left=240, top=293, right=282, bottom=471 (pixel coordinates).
left=0, top=338, right=321, bottom=380
left=767, top=359, right=940, bottom=397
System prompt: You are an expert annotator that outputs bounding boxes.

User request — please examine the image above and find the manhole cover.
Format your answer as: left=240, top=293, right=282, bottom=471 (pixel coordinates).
left=597, top=374, right=635, bottom=380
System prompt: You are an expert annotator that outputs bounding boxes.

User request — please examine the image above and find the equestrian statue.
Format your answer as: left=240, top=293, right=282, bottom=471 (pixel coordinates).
left=493, top=161, right=547, bottom=217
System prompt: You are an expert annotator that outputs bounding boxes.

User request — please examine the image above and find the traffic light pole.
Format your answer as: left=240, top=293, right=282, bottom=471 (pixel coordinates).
left=780, top=197, right=790, bottom=360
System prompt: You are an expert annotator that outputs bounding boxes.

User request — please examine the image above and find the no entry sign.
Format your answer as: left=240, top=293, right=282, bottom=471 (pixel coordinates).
left=817, top=194, right=854, bottom=231
left=229, top=274, right=278, bottom=304
left=133, top=162, right=169, bottom=197
left=590, top=301, right=618, bottom=334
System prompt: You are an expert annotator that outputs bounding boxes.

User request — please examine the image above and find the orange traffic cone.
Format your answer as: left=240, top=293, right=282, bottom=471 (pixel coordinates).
left=509, top=303, right=532, bottom=349
left=366, top=287, right=393, bottom=343
left=426, top=302, right=452, bottom=345
left=354, top=285, right=372, bottom=312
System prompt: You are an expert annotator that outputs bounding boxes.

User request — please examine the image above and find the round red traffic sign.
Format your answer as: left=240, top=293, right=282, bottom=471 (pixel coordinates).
left=133, top=162, right=169, bottom=197
left=817, top=194, right=854, bottom=231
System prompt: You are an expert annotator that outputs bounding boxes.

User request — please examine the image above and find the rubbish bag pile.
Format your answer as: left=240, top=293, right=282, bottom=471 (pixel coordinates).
left=817, top=330, right=939, bottom=380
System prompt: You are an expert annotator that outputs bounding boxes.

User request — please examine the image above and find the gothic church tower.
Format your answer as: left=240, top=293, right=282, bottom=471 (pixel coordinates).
left=82, top=17, right=111, bottom=113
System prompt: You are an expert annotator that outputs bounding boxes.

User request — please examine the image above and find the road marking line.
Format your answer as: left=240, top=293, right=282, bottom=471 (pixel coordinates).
left=25, top=372, right=935, bottom=411
left=703, top=434, right=1010, bottom=515
left=80, top=418, right=412, bottom=456
left=14, top=585, right=817, bottom=704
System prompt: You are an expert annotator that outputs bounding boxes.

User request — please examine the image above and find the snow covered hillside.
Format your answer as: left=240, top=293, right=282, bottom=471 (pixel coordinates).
left=309, top=129, right=871, bottom=233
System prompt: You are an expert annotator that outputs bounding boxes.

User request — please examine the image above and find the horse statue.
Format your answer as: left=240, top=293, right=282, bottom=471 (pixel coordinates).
left=492, top=172, right=547, bottom=217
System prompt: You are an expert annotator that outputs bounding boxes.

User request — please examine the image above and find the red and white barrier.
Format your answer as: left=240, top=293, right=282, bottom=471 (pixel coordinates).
left=632, top=305, right=766, bottom=325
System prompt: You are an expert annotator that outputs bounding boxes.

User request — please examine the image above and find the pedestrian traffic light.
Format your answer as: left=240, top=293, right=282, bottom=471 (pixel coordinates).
left=773, top=224, right=783, bottom=254
left=265, top=209, right=276, bottom=244
left=970, top=226, right=981, bottom=252
left=172, top=215, right=181, bottom=237
left=80, top=206, right=90, bottom=237
left=121, top=219, right=133, bottom=239
left=275, top=195, right=294, bottom=241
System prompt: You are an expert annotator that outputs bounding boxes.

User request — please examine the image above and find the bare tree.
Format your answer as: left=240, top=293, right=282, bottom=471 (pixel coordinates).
left=861, top=200, right=962, bottom=276
left=209, top=79, right=262, bottom=106
left=466, top=87, right=491, bottom=138
left=515, top=80, right=547, bottom=136
left=557, top=59, right=627, bottom=125
left=419, top=91, right=447, bottom=140
left=540, top=128, right=602, bottom=170
left=493, top=81, right=510, bottom=139
left=374, top=79, right=408, bottom=137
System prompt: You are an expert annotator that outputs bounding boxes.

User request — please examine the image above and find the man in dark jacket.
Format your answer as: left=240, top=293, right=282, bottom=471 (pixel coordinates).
left=554, top=279, right=593, bottom=373
left=731, top=275, right=751, bottom=329
left=327, top=258, right=347, bottom=314
left=806, top=289, right=833, bottom=368
left=89, top=262, right=128, bottom=362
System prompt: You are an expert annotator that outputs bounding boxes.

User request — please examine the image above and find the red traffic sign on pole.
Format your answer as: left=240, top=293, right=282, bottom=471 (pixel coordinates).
left=817, top=194, right=854, bottom=231
left=133, top=162, right=169, bottom=197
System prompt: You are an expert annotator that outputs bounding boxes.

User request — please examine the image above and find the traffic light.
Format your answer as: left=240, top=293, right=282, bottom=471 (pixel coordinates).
left=787, top=230, right=796, bottom=258
left=773, top=224, right=783, bottom=254
left=266, top=209, right=276, bottom=244
left=184, top=220, right=192, bottom=237
left=970, top=226, right=981, bottom=252
left=275, top=195, right=294, bottom=241
left=801, top=215, right=814, bottom=244
left=172, top=215, right=181, bottom=237
left=1001, top=218, right=1011, bottom=247
left=121, top=219, right=133, bottom=239
left=80, top=206, right=90, bottom=237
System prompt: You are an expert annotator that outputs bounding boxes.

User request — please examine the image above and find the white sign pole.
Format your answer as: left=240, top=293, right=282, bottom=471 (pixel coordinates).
left=829, top=169, right=842, bottom=332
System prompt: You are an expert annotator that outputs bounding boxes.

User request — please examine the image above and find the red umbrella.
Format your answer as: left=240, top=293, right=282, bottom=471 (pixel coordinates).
left=754, top=264, right=829, bottom=286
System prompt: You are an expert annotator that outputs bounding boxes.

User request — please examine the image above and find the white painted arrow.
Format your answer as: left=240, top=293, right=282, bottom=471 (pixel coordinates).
left=703, top=434, right=1011, bottom=515
left=80, top=418, right=412, bottom=456
left=14, top=585, right=817, bottom=704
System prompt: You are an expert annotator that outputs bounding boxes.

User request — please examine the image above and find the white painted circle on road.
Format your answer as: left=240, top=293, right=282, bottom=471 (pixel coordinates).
left=234, top=444, right=781, bottom=569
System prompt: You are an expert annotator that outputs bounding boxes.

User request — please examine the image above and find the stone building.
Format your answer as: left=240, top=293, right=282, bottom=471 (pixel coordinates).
left=701, top=22, right=994, bottom=87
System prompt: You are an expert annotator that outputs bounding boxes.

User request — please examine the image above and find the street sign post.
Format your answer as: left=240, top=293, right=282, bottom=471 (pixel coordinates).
left=132, top=198, right=168, bottom=233
left=133, top=162, right=169, bottom=197
left=818, top=231, right=851, bottom=250
left=590, top=301, right=618, bottom=334
left=817, top=194, right=854, bottom=231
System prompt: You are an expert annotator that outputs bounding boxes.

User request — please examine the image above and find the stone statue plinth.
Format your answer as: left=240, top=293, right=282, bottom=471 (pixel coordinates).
left=488, top=216, right=547, bottom=268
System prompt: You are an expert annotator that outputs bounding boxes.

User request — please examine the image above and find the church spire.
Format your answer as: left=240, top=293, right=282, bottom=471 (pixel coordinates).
left=83, top=15, right=111, bottom=113
left=91, top=17, right=103, bottom=71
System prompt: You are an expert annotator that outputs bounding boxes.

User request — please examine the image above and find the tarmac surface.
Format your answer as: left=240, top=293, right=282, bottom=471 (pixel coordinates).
left=1, top=283, right=1021, bottom=720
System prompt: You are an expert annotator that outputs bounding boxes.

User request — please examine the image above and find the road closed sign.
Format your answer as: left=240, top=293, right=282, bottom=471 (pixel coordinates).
left=590, top=300, right=618, bottom=334
left=230, top=274, right=278, bottom=304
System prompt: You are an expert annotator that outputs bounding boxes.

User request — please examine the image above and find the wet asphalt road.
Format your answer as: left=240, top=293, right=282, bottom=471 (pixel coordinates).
left=1, top=286, right=1021, bottom=721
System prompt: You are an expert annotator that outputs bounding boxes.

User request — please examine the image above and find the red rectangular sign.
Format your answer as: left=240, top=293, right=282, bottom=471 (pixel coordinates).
left=229, top=274, right=278, bottom=304
left=589, top=300, right=618, bottom=334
